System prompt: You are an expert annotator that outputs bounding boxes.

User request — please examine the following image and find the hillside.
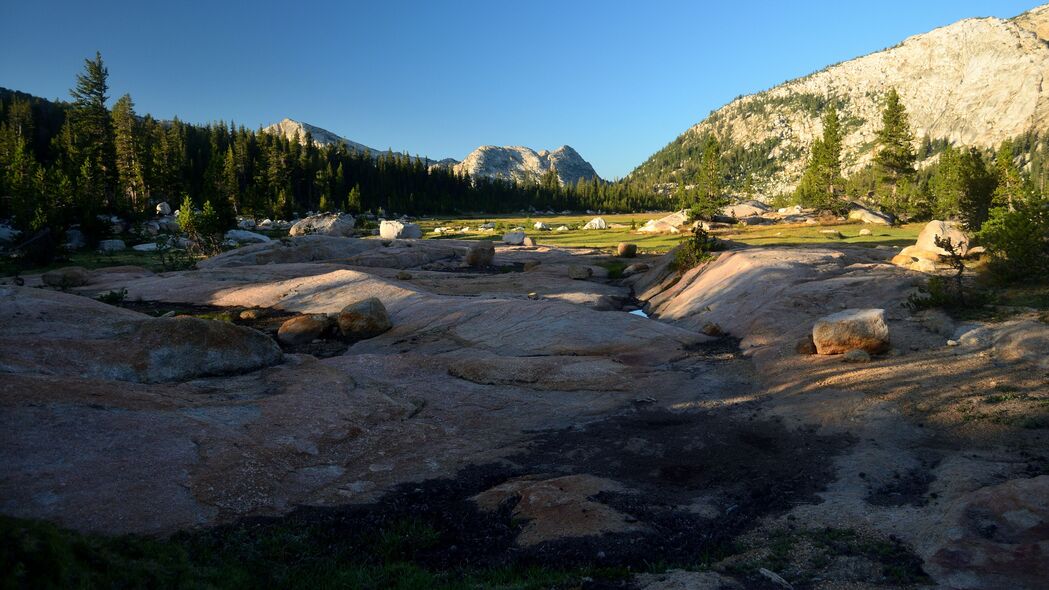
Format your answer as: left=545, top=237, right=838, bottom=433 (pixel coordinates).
left=630, top=4, right=1049, bottom=196
left=453, top=145, right=601, bottom=186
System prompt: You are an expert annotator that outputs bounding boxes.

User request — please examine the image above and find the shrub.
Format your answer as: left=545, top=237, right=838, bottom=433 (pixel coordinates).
left=978, top=196, right=1049, bottom=283
left=673, top=226, right=723, bottom=271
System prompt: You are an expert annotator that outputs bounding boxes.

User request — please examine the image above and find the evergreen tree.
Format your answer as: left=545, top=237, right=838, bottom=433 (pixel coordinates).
left=991, top=140, right=1028, bottom=209
left=69, top=52, right=116, bottom=213
left=111, top=94, right=147, bottom=214
left=346, top=183, right=362, bottom=213
left=689, top=138, right=728, bottom=218
left=795, top=104, right=843, bottom=211
left=873, top=88, right=916, bottom=215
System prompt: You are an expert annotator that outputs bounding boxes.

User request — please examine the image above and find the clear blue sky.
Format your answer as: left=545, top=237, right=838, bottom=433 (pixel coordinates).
left=0, top=0, right=1041, bottom=178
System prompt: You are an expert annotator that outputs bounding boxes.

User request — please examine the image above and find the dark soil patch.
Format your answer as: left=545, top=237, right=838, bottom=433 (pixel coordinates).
left=867, top=454, right=940, bottom=507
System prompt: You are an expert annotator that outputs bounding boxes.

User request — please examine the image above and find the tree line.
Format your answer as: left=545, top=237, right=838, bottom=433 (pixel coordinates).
left=0, top=53, right=670, bottom=241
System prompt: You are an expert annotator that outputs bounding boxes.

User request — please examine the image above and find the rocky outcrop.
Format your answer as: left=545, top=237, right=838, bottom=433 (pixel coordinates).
left=378, top=220, right=422, bottom=240
left=631, top=5, right=1049, bottom=195
left=289, top=213, right=356, bottom=237
left=262, top=118, right=378, bottom=153
left=453, top=145, right=600, bottom=186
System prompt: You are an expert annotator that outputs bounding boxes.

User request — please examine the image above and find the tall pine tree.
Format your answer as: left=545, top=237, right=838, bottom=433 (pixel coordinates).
left=873, top=88, right=916, bottom=215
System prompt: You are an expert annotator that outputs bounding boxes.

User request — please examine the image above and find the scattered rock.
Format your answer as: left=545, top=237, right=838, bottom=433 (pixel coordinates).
left=635, top=570, right=742, bottom=590
left=812, top=308, right=890, bottom=355
left=132, top=242, right=159, bottom=252
left=277, top=315, right=332, bottom=346
left=858, top=228, right=873, bottom=236
left=582, top=217, right=607, bottom=230
left=522, top=236, right=537, bottom=247
left=239, top=309, right=267, bottom=321
left=847, top=203, right=893, bottom=225
left=290, top=213, right=356, bottom=237
left=98, top=239, right=126, bottom=253
left=795, top=335, right=817, bottom=355
left=701, top=322, right=724, bottom=337
left=155, top=202, right=171, bottom=215
left=533, top=222, right=550, bottom=231
left=622, top=262, right=650, bottom=277
left=503, top=231, right=526, bottom=245
left=915, top=220, right=969, bottom=256
left=42, top=266, right=91, bottom=289
left=336, top=297, right=392, bottom=341
left=722, top=200, right=770, bottom=219
left=617, top=243, right=638, bottom=258
left=378, top=219, right=422, bottom=240
left=464, top=241, right=494, bottom=267
left=568, top=265, right=593, bottom=280
left=396, top=271, right=412, bottom=280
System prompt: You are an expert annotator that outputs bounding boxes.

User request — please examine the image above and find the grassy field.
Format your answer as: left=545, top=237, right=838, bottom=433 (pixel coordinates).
left=415, top=212, right=925, bottom=253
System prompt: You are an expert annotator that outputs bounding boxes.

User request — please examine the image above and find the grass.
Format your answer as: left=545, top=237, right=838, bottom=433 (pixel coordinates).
left=0, top=515, right=631, bottom=590
left=0, top=248, right=195, bottom=277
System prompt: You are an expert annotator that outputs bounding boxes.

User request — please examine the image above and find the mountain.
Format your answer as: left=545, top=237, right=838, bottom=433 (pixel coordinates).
left=453, top=145, right=601, bottom=186
left=630, top=4, right=1049, bottom=196
left=261, top=118, right=380, bottom=154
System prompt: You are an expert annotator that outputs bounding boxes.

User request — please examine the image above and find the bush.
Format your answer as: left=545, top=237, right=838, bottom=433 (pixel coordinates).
left=978, top=196, right=1049, bottom=283
left=673, top=226, right=723, bottom=271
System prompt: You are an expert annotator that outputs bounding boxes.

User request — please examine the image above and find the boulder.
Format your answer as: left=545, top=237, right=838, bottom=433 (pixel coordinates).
left=155, top=202, right=171, bottom=216
left=915, top=220, right=970, bottom=256
left=812, top=308, right=890, bottom=355
left=722, top=200, right=770, bottom=219
left=464, top=241, right=495, bottom=267
left=276, top=315, right=331, bottom=346
left=582, top=217, right=607, bottom=230
left=568, top=265, right=593, bottom=280
left=503, top=231, right=526, bottom=245
left=290, top=213, right=356, bottom=237
left=378, top=219, right=422, bottom=240
left=635, top=570, right=742, bottom=590
left=522, top=236, right=537, bottom=247
left=617, top=243, right=638, bottom=258
left=637, top=220, right=681, bottom=234
left=224, top=229, right=272, bottom=244
left=98, top=239, right=126, bottom=253
left=63, top=228, right=85, bottom=250
left=858, top=228, right=873, bottom=236
left=819, top=229, right=844, bottom=239
left=843, top=348, right=871, bottom=363
left=847, top=203, right=893, bottom=225
left=0, top=224, right=21, bottom=245
left=992, top=320, right=1049, bottom=367
left=533, top=222, right=550, bottom=231
left=741, top=215, right=775, bottom=226
left=555, top=225, right=569, bottom=232
left=237, top=218, right=256, bottom=230
left=132, top=243, right=159, bottom=252
left=42, top=266, right=91, bottom=289
left=622, top=263, right=650, bottom=277
left=336, top=297, right=392, bottom=341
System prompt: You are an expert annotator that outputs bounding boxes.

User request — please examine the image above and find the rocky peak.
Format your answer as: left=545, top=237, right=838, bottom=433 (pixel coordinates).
left=631, top=4, right=1049, bottom=196
left=453, top=144, right=601, bottom=186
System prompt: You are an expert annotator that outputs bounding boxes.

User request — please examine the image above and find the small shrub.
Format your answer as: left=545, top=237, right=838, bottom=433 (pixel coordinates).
left=673, top=227, right=723, bottom=271
left=978, top=196, right=1049, bottom=283
left=95, top=288, right=127, bottom=305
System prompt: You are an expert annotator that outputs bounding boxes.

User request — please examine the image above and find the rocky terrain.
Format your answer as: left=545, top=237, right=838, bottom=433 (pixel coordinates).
left=453, top=144, right=601, bottom=186
left=2, top=231, right=1047, bottom=588
left=631, top=4, right=1049, bottom=195
left=261, top=118, right=459, bottom=166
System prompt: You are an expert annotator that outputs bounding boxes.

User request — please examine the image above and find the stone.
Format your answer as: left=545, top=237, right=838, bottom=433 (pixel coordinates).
left=503, top=231, right=526, bottom=245
left=847, top=204, right=894, bottom=225
left=722, top=200, right=770, bottom=219
left=858, top=228, right=873, bottom=236
left=523, top=260, right=541, bottom=271
left=915, top=220, right=969, bottom=256
left=582, top=217, right=607, bottom=230
left=290, top=213, right=356, bottom=237
left=132, top=242, right=159, bottom=252
left=277, top=315, right=331, bottom=346
left=396, top=271, right=412, bottom=280
left=992, top=320, right=1049, bottom=367
left=622, top=262, right=650, bottom=277
left=919, top=309, right=956, bottom=338
left=701, top=322, right=724, bottom=337
left=98, top=239, right=126, bottom=253
left=522, top=236, right=537, bottom=247
left=533, top=222, right=550, bottom=231
left=812, top=308, right=890, bottom=355
left=637, top=219, right=681, bottom=234
left=0, top=224, right=20, bottom=245
left=336, top=297, right=392, bottom=341
left=843, top=348, right=871, bottom=362
left=224, top=229, right=272, bottom=244
left=378, top=220, right=422, bottom=240
left=155, top=202, right=171, bottom=215
left=635, top=570, right=742, bottom=590
left=820, top=229, right=844, bottom=239
left=925, top=476, right=1049, bottom=590
left=42, top=266, right=91, bottom=289
left=555, top=225, right=569, bottom=231
left=617, top=243, right=638, bottom=257
left=239, top=309, right=267, bottom=320
left=464, top=241, right=495, bottom=267
left=795, top=335, right=817, bottom=355
left=237, top=218, right=256, bottom=230
left=63, top=228, right=85, bottom=250
left=568, top=265, right=593, bottom=280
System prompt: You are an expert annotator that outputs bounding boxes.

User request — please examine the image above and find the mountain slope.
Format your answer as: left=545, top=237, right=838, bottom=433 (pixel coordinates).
left=261, top=118, right=379, bottom=154
left=630, top=4, right=1049, bottom=196
left=453, top=145, right=601, bottom=186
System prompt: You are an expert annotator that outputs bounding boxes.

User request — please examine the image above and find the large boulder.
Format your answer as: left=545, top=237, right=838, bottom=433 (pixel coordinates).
left=464, top=241, right=495, bottom=267
left=336, top=297, right=392, bottom=341
left=503, top=231, right=526, bottom=245
left=637, top=219, right=681, bottom=234
left=617, top=243, right=638, bottom=258
left=155, top=202, right=171, bottom=216
left=533, top=222, right=550, bottom=231
left=582, top=217, right=607, bottom=230
left=847, top=203, right=894, bottom=225
left=41, top=266, right=91, bottom=289
left=224, top=229, right=272, bottom=244
left=722, top=200, right=770, bottom=219
left=812, top=308, right=890, bottom=355
left=379, top=219, right=422, bottom=240
left=290, top=213, right=356, bottom=237
left=276, top=314, right=332, bottom=346
left=915, top=220, right=970, bottom=256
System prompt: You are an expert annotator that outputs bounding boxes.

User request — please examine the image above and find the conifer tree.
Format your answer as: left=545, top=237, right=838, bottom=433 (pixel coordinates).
left=873, top=88, right=916, bottom=213
left=69, top=52, right=116, bottom=212
left=111, top=94, right=147, bottom=214
left=795, top=104, right=843, bottom=210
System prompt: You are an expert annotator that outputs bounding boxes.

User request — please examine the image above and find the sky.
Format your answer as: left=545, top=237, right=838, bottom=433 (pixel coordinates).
left=0, top=0, right=1042, bottom=178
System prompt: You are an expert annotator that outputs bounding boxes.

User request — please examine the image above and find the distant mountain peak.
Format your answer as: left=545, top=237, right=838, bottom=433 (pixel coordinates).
left=453, top=145, right=600, bottom=186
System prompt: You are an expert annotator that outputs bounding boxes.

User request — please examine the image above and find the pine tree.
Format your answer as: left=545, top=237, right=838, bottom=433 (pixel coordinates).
left=111, top=94, right=147, bottom=214
left=992, top=140, right=1028, bottom=209
left=690, top=138, right=728, bottom=218
left=795, top=104, right=844, bottom=211
left=346, top=183, right=362, bottom=213
left=221, top=146, right=239, bottom=214
left=69, top=51, right=116, bottom=213
left=873, top=88, right=916, bottom=214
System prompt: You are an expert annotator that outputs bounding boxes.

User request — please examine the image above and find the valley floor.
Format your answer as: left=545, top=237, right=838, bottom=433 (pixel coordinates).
left=1, top=234, right=1047, bottom=589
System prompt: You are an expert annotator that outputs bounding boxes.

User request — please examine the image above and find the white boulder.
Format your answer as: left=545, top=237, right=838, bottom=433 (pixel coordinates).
left=379, top=220, right=423, bottom=240
left=155, top=202, right=171, bottom=216
left=98, top=239, right=127, bottom=253
left=582, top=217, right=607, bottom=230
left=289, top=213, right=356, bottom=237
left=503, top=231, right=526, bottom=245
left=812, top=308, right=890, bottom=355
left=224, top=229, right=272, bottom=244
